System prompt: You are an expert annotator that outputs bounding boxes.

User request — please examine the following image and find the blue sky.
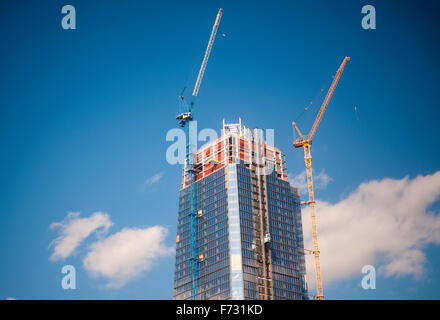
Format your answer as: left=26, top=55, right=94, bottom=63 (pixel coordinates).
left=1, top=0, right=440, bottom=299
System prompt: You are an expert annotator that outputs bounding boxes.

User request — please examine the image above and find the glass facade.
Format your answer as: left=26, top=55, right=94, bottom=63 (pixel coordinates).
left=174, top=168, right=231, bottom=300
left=236, top=163, right=261, bottom=299
left=173, top=121, right=308, bottom=300
left=174, top=162, right=308, bottom=300
left=226, top=164, right=245, bottom=299
left=266, top=170, right=308, bottom=300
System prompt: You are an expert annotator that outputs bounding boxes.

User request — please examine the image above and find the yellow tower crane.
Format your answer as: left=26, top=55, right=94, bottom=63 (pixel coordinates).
left=292, top=56, right=350, bottom=300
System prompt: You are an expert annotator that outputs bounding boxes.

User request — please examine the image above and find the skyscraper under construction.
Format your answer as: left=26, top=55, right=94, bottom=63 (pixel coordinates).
left=173, top=119, right=308, bottom=300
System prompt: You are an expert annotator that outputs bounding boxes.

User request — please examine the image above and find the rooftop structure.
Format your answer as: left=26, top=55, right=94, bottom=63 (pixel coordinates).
left=180, top=119, right=288, bottom=188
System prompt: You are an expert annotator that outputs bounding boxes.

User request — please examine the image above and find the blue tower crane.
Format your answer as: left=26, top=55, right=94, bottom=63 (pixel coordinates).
left=176, top=8, right=223, bottom=300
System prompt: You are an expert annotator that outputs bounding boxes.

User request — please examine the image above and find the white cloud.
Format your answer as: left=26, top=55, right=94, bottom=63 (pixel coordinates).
left=302, top=171, right=440, bottom=292
left=289, top=169, right=332, bottom=194
left=49, top=212, right=113, bottom=261
left=5, top=297, right=16, bottom=300
left=82, top=226, right=173, bottom=289
left=141, top=172, right=164, bottom=191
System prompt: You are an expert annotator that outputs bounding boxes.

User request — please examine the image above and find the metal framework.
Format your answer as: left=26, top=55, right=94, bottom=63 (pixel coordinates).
left=292, top=57, right=350, bottom=300
left=192, top=9, right=223, bottom=97
left=176, top=8, right=223, bottom=300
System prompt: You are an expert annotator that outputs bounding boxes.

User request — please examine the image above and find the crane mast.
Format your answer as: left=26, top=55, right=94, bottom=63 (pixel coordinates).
left=176, top=8, right=223, bottom=300
left=292, top=57, right=350, bottom=300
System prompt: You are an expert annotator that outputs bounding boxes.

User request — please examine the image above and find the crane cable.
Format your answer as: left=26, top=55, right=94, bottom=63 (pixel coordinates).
left=178, top=56, right=200, bottom=114
left=294, top=74, right=334, bottom=124
left=178, top=30, right=226, bottom=115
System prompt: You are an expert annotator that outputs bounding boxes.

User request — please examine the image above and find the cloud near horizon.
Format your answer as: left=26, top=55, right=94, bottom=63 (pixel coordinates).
left=141, top=172, right=164, bottom=192
left=83, top=226, right=173, bottom=288
left=49, top=212, right=172, bottom=289
left=290, top=169, right=332, bottom=194
left=302, top=171, right=440, bottom=292
left=49, top=212, right=113, bottom=261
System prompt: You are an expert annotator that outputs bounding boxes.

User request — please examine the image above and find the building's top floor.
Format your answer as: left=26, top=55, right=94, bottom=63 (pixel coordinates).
left=181, top=119, right=292, bottom=189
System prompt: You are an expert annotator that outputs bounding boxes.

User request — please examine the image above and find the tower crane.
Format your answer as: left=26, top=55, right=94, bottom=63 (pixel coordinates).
left=176, top=8, right=223, bottom=300
left=292, top=56, right=350, bottom=300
